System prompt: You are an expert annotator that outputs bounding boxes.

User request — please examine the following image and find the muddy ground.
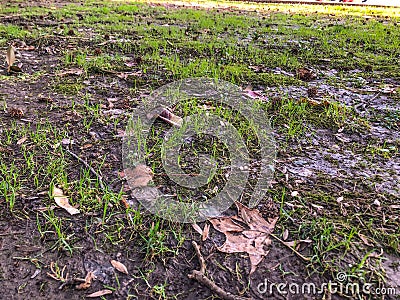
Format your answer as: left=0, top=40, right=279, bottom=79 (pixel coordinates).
left=0, top=1, right=399, bottom=299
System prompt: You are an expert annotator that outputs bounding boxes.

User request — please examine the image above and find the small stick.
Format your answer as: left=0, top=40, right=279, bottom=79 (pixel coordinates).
left=270, top=233, right=310, bottom=262
left=188, top=241, right=251, bottom=300
left=370, top=92, right=381, bottom=102
left=63, top=147, right=106, bottom=190
left=0, top=231, right=26, bottom=236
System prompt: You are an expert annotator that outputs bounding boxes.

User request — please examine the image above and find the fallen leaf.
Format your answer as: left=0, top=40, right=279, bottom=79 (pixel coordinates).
left=81, top=143, right=93, bottom=150
left=120, top=196, right=130, bottom=209
left=336, top=196, right=344, bottom=203
left=16, top=136, right=27, bottom=145
left=9, top=65, right=22, bottom=72
left=282, top=239, right=312, bottom=248
left=94, top=47, right=102, bottom=55
left=202, top=223, right=210, bottom=241
left=191, top=223, right=203, bottom=236
left=159, top=108, right=183, bottom=127
left=76, top=271, right=96, bottom=290
left=52, top=186, right=80, bottom=215
left=358, top=233, right=373, bottom=246
left=9, top=107, right=24, bottom=118
left=296, top=67, right=316, bottom=81
left=125, top=164, right=153, bottom=188
left=61, top=138, right=75, bottom=145
left=282, top=228, right=289, bottom=241
left=191, top=223, right=210, bottom=241
left=307, top=86, right=318, bottom=98
left=6, top=45, right=16, bottom=72
left=373, top=199, right=381, bottom=207
left=210, top=202, right=278, bottom=274
left=110, top=259, right=128, bottom=275
left=87, top=289, right=112, bottom=298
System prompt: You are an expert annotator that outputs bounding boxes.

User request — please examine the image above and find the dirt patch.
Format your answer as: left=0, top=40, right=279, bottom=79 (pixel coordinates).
left=1, top=1, right=399, bottom=299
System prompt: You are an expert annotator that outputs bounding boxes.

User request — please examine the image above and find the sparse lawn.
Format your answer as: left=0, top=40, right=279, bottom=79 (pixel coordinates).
left=0, top=0, right=399, bottom=299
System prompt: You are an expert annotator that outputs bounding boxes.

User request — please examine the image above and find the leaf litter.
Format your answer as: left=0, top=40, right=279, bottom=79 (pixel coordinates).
left=0, top=1, right=400, bottom=298
left=52, top=186, right=80, bottom=215
left=76, top=271, right=97, bottom=290
left=124, top=164, right=153, bottom=188
left=110, top=259, right=129, bottom=275
left=86, top=289, right=113, bottom=298
left=6, top=45, right=16, bottom=72
left=209, top=202, right=278, bottom=274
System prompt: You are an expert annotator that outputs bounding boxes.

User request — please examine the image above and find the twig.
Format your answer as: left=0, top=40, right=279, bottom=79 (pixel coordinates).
left=270, top=233, right=310, bottom=262
left=0, top=231, right=25, bottom=236
left=188, top=241, right=251, bottom=300
left=370, top=92, right=381, bottom=102
left=63, top=147, right=106, bottom=190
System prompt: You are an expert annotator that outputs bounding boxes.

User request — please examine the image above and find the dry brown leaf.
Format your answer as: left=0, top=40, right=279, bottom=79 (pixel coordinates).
left=191, top=223, right=210, bottom=241
left=358, top=233, right=373, bottom=246
left=307, top=86, right=318, bottom=98
left=202, top=223, right=210, bottom=241
left=125, top=164, right=153, bottom=188
left=16, top=136, right=27, bottom=145
left=81, top=143, right=93, bottom=150
left=52, top=186, right=80, bottom=215
left=296, top=67, right=316, bottom=81
left=76, top=271, right=96, bottom=290
left=282, top=228, right=289, bottom=241
left=110, top=259, right=128, bottom=275
left=282, top=239, right=312, bottom=248
left=191, top=223, right=203, bottom=236
left=9, top=107, right=24, bottom=118
left=6, top=45, right=16, bottom=72
left=209, top=202, right=278, bottom=274
left=159, top=108, right=183, bottom=127
left=209, top=217, right=245, bottom=233
left=86, top=289, right=112, bottom=298
left=120, top=196, right=130, bottom=209
left=9, top=65, right=22, bottom=72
